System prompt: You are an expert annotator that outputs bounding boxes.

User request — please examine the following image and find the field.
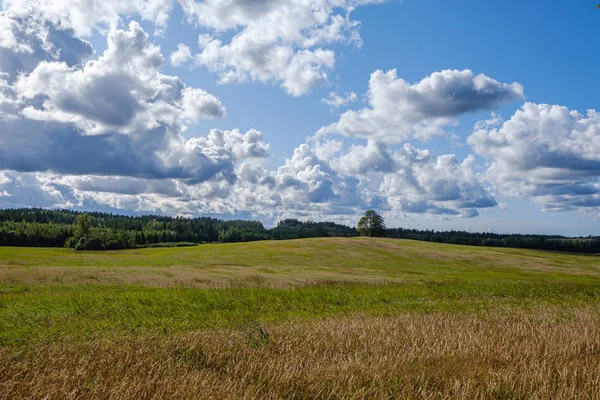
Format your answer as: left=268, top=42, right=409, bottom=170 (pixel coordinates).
left=1, top=237, right=600, bottom=399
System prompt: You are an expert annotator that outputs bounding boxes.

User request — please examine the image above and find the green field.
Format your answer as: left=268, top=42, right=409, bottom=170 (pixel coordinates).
left=2, top=238, right=600, bottom=399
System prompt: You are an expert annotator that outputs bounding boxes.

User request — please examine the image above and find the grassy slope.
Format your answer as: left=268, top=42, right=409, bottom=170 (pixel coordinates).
left=1, top=237, right=599, bottom=346
left=2, top=238, right=600, bottom=399
left=1, top=237, right=599, bottom=286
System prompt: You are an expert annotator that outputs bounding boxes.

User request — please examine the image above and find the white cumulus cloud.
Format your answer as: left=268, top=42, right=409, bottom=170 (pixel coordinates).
left=322, top=91, right=357, bottom=110
left=170, top=43, right=192, bottom=66
left=184, top=0, right=386, bottom=96
left=469, top=103, right=600, bottom=214
left=319, top=69, right=524, bottom=143
left=2, top=0, right=174, bottom=36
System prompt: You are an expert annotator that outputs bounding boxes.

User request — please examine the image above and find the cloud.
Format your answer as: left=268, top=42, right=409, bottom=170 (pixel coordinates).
left=332, top=141, right=496, bottom=217
left=0, top=1, right=538, bottom=225
left=0, top=11, right=94, bottom=82
left=2, top=0, right=390, bottom=96
left=275, top=143, right=340, bottom=206
left=269, top=139, right=496, bottom=220
left=0, top=134, right=496, bottom=223
left=12, top=21, right=225, bottom=135
left=2, top=0, right=174, bottom=36
left=319, top=69, right=524, bottom=143
left=170, top=43, right=192, bottom=66
left=380, top=146, right=496, bottom=218
left=183, top=0, right=385, bottom=96
left=194, top=33, right=335, bottom=97
left=469, top=103, right=600, bottom=214
left=0, top=21, right=251, bottom=185
left=0, top=125, right=273, bottom=215
left=0, top=171, right=70, bottom=209
left=322, top=91, right=357, bottom=110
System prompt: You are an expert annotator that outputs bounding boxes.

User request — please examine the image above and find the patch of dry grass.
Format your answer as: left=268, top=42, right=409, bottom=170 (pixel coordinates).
left=2, top=307, right=600, bottom=399
left=0, top=264, right=400, bottom=288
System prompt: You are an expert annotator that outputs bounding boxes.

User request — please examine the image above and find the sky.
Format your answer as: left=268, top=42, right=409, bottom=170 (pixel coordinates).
left=1, top=0, right=600, bottom=235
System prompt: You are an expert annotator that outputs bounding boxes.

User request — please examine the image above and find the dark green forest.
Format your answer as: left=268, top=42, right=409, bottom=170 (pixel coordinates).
left=0, top=209, right=357, bottom=250
left=0, top=208, right=599, bottom=253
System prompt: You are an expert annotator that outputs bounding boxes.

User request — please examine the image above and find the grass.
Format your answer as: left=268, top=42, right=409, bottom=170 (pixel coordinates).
left=1, top=237, right=600, bottom=398
left=1, top=237, right=599, bottom=287
left=2, top=281, right=598, bottom=347
left=3, top=309, right=600, bottom=399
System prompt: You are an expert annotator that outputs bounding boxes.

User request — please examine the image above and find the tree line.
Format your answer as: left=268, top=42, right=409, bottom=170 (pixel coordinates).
left=384, top=227, right=600, bottom=254
left=0, top=208, right=357, bottom=250
left=0, top=208, right=599, bottom=253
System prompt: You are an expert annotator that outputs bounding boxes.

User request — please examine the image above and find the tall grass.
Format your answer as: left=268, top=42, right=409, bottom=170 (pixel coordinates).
left=2, top=308, right=599, bottom=399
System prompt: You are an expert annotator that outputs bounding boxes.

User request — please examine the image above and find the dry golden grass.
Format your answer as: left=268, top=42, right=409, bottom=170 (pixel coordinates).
left=0, top=263, right=401, bottom=288
left=2, top=307, right=600, bottom=399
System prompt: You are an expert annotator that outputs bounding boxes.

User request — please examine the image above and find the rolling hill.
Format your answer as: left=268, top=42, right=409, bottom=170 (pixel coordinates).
left=1, top=238, right=599, bottom=399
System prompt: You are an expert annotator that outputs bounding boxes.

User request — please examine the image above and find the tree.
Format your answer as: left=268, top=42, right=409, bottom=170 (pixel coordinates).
left=357, top=210, right=385, bottom=237
left=73, top=213, right=92, bottom=239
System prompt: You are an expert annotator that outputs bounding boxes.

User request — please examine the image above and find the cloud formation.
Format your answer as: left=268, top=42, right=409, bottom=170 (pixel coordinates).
left=2, top=0, right=173, bottom=36
left=184, top=0, right=384, bottom=96
left=0, top=20, right=243, bottom=185
left=13, top=21, right=224, bottom=134
left=0, top=11, right=94, bottom=82
left=469, top=103, right=600, bottom=214
left=322, top=91, right=358, bottom=110
left=0, top=9, right=508, bottom=225
left=3, top=0, right=599, bottom=228
left=2, top=0, right=388, bottom=96
left=320, top=69, right=524, bottom=143
left=0, top=134, right=496, bottom=222
left=170, top=43, right=192, bottom=66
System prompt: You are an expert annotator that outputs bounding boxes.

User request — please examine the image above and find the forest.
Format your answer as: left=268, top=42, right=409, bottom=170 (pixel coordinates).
left=0, top=208, right=599, bottom=253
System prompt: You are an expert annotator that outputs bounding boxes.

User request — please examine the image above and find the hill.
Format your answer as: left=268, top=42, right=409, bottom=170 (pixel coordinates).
left=1, top=237, right=599, bottom=287
left=1, top=238, right=600, bottom=398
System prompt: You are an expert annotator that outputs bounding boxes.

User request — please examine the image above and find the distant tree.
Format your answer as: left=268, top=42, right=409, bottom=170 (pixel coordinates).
left=73, top=213, right=92, bottom=239
left=357, top=210, right=385, bottom=237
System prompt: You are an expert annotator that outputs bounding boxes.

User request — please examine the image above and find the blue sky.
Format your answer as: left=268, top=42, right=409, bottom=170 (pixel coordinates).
left=1, top=0, right=599, bottom=235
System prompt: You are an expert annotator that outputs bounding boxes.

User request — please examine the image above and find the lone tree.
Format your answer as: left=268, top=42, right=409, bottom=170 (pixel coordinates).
left=357, top=210, right=385, bottom=237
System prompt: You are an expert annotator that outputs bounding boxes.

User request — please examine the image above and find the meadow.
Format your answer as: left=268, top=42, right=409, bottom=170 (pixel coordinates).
left=1, top=237, right=600, bottom=399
